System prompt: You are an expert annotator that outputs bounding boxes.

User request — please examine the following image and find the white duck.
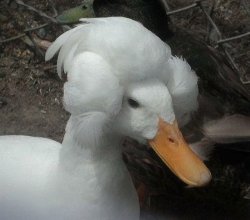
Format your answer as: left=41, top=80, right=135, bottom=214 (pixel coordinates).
left=0, top=17, right=211, bottom=220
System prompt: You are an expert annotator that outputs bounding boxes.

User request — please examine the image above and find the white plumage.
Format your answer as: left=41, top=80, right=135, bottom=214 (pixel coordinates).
left=0, top=17, right=210, bottom=220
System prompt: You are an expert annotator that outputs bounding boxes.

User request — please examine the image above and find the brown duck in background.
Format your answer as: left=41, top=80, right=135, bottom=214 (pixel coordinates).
left=168, top=30, right=250, bottom=146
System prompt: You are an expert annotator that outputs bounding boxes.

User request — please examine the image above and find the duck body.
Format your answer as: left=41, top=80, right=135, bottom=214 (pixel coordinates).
left=0, top=136, right=62, bottom=220
left=0, top=127, right=139, bottom=220
left=0, top=17, right=211, bottom=220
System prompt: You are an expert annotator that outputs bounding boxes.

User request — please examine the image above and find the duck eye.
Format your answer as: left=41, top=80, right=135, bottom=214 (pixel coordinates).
left=127, top=98, right=140, bottom=108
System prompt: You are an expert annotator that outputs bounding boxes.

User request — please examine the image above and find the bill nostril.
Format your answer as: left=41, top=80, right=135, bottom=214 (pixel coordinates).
left=168, top=137, right=175, bottom=143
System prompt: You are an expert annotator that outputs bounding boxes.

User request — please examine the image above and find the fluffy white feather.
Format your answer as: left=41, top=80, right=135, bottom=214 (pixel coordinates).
left=63, top=51, right=123, bottom=116
left=46, top=17, right=171, bottom=84
left=164, top=56, right=198, bottom=127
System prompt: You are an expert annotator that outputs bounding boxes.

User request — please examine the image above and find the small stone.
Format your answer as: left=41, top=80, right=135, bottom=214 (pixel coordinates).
left=41, top=110, right=46, bottom=114
left=36, top=28, right=47, bottom=39
left=0, top=97, right=7, bottom=108
left=54, top=97, right=60, bottom=105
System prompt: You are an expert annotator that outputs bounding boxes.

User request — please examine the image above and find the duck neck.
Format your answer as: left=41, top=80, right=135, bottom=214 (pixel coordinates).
left=57, top=115, right=139, bottom=220
left=60, top=114, right=123, bottom=170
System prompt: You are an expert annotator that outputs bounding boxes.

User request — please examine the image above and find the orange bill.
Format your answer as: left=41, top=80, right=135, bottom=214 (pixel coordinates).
left=149, top=118, right=211, bottom=187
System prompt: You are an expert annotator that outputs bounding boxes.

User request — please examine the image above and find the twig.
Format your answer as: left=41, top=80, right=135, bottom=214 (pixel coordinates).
left=222, top=47, right=240, bottom=73
left=48, top=0, right=58, bottom=17
left=157, top=0, right=174, bottom=26
left=26, top=32, right=44, bottom=58
left=205, top=0, right=216, bottom=42
left=25, top=23, right=50, bottom=32
left=15, top=0, right=58, bottom=23
left=198, top=1, right=222, bottom=39
left=166, top=2, right=199, bottom=16
left=217, top=32, right=250, bottom=44
left=0, top=33, right=26, bottom=44
left=158, top=0, right=171, bottom=11
left=43, top=65, right=57, bottom=71
left=0, top=23, right=49, bottom=44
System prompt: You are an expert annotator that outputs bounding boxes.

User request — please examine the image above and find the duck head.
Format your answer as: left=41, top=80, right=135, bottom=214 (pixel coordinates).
left=113, top=79, right=211, bottom=187
left=46, top=17, right=211, bottom=187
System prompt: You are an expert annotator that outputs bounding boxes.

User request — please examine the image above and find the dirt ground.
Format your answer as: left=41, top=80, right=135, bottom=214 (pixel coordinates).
left=0, top=0, right=250, bottom=219
left=0, top=55, right=66, bottom=140
left=0, top=0, right=68, bottom=141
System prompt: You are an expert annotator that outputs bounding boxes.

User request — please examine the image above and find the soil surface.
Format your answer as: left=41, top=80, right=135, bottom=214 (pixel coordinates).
left=1, top=0, right=68, bottom=141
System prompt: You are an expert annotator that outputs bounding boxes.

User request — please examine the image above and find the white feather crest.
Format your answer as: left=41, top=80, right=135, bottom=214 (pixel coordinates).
left=45, top=24, right=91, bottom=78
left=63, top=52, right=123, bottom=116
left=45, top=17, right=171, bottom=82
left=163, top=56, right=198, bottom=127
